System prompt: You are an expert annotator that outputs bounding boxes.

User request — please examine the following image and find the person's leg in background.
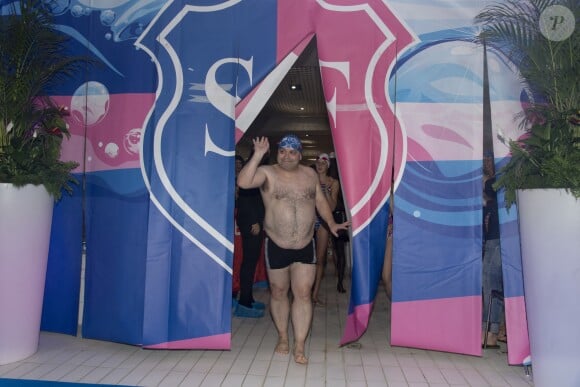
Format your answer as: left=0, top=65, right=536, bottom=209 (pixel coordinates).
left=382, top=232, right=393, bottom=301
left=498, top=316, right=507, bottom=342
left=481, top=238, right=504, bottom=347
left=235, top=230, right=265, bottom=317
left=333, top=230, right=347, bottom=293
left=312, top=225, right=329, bottom=305
left=382, top=194, right=394, bottom=301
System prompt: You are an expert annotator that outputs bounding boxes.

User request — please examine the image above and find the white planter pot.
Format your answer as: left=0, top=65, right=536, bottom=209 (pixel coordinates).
left=517, top=189, right=580, bottom=387
left=0, top=184, right=54, bottom=365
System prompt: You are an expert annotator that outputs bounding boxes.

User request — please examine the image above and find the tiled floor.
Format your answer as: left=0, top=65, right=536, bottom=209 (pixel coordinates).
left=0, top=264, right=533, bottom=386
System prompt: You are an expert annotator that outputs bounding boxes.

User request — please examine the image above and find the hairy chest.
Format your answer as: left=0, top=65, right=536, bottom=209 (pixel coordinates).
left=266, top=176, right=315, bottom=203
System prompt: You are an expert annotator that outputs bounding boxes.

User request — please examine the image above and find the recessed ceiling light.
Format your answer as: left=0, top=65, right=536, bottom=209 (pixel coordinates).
left=299, top=107, right=305, bottom=111
left=290, top=84, right=301, bottom=91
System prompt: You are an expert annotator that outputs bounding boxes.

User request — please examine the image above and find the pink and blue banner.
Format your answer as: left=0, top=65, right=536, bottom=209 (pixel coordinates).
left=0, top=0, right=529, bottom=363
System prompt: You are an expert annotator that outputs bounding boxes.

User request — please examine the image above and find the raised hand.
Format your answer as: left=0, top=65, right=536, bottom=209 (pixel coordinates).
left=252, top=137, right=270, bottom=158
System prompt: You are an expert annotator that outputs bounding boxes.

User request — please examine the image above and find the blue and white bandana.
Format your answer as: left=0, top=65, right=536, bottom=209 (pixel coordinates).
left=278, top=134, right=302, bottom=152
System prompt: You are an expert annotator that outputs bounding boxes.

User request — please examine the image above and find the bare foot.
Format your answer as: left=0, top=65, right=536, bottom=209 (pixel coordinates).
left=293, top=342, right=308, bottom=364
left=293, top=349, right=308, bottom=364
left=497, top=331, right=507, bottom=342
left=275, top=338, right=289, bottom=355
left=483, top=332, right=498, bottom=347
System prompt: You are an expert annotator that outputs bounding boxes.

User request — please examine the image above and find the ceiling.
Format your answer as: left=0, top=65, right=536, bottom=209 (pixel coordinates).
left=236, top=38, right=334, bottom=163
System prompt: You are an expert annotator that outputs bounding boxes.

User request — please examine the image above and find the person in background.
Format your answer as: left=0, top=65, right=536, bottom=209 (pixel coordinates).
left=311, top=153, right=340, bottom=305
left=237, top=134, right=349, bottom=365
left=235, top=154, right=244, bottom=176
left=482, top=152, right=504, bottom=348
left=234, top=151, right=269, bottom=318
left=328, top=154, right=348, bottom=293
left=235, top=155, right=244, bottom=202
left=233, top=154, right=246, bottom=304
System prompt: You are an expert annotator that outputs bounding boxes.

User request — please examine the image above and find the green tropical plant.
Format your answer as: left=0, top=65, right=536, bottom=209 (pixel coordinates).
left=0, top=0, right=89, bottom=200
left=474, top=0, right=580, bottom=207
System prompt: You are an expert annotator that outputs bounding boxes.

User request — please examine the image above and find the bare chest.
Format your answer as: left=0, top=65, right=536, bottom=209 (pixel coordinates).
left=268, top=177, right=315, bottom=203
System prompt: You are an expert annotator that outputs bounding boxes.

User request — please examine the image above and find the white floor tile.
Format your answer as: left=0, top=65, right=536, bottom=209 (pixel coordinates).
left=242, top=374, right=266, bottom=387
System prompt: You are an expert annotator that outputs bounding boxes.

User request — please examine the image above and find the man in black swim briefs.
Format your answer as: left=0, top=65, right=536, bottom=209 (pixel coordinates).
left=265, top=238, right=316, bottom=269
left=237, top=134, right=350, bottom=364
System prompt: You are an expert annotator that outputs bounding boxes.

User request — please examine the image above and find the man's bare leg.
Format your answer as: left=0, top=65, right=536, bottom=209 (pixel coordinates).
left=290, top=262, right=316, bottom=364
left=267, top=267, right=291, bottom=354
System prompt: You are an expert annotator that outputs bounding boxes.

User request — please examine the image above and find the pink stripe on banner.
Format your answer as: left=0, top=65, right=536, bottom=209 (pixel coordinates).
left=398, top=103, right=482, bottom=162
left=391, top=296, right=481, bottom=356
left=54, top=94, right=155, bottom=173
left=340, top=303, right=373, bottom=346
left=505, top=296, right=530, bottom=365
left=277, top=0, right=314, bottom=62
left=144, top=333, right=231, bottom=350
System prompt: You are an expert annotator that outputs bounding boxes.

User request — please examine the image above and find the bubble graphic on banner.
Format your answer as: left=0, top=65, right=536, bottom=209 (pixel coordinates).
left=123, top=128, right=142, bottom=155
left=108, top=0, right=163, bottom=41
left=78, top=0, right=132, bottom=9
left=100, top=9, right=116, bottom=26
left=105, top=143, right=119, bottom=158
left=47, top=0, right=164, bottom=42
left=71, top=81, right=110, bottom=126
left=70, top=4, right=90, bottom=17
left=44, top=0, right=71, bottom=15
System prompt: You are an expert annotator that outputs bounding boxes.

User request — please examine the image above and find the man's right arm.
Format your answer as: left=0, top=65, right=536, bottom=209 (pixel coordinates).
left=237, top=155, right=267, bottom=189
left=238, top=137, right=270, bottom=189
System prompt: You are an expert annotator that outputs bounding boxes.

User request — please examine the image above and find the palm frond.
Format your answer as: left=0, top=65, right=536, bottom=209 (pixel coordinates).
left=475, top=0, right=580, bottom=207
left=0, top=0, right=93, bottom=200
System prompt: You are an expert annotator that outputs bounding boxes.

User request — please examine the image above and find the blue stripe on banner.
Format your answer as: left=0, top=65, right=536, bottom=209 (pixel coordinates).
left=142, top=208, right=233, bottom=345
left=393, top=160, right=483, bottom=302
left=393, top=212, right=482, bottom=302
left=41, top=175, right=84, bottom=335
left=348, top=204, right=389, bottom=312
left=82, top=169, right=149, bottom=345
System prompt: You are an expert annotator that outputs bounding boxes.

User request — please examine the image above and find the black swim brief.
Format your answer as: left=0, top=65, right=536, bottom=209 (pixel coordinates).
left=265, top=237, right=316, bottom=270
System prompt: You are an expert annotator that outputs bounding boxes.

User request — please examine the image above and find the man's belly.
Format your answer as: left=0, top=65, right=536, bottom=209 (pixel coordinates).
left=263, top=218, right=315, bottom=250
